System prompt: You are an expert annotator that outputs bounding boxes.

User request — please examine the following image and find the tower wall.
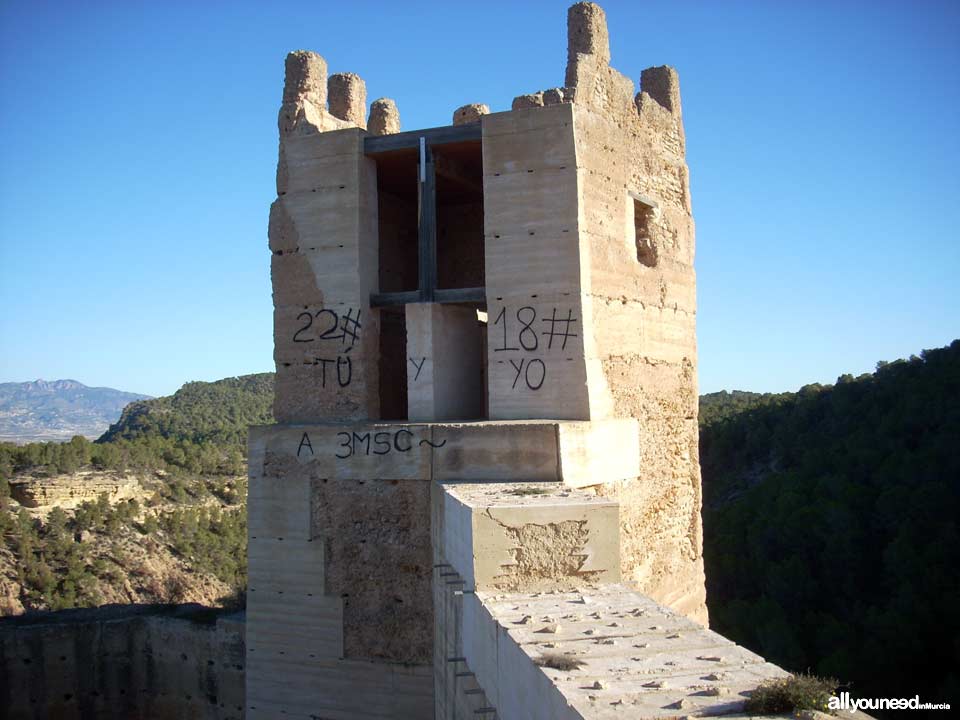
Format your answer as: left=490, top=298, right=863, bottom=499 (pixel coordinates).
left=569, top=56, right=706, bottom=619
left=247, top=4, right=708, bottom=718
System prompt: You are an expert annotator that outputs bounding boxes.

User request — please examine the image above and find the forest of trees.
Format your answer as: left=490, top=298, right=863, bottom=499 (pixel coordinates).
left=700, top=340, right=959, bottom=705
left=0, top=373, right=273, bottom=483
left=4, top=349, right=958, bottom=707
left=0, top=374, right=271, bottom=612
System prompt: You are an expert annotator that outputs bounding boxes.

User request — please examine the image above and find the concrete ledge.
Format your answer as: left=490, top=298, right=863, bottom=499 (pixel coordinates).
left=440, top=482, right=620, bottom=591
left=464, top=587, right=790, bottom=720
left=556, top=419, right=639, bottom=488
left=249, top=419, right=639, bottom=487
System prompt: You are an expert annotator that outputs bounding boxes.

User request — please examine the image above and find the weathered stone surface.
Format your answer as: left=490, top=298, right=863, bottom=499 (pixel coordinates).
left=566, top=1, right=611, bottom=82
left=639, top=65, right=681, bottom=115
left=284, top=50, right=327, bottom=104
left=0, top=606, right=245, bottom=720
left=465, top=589, right=788, bottom=720
left=512, top=92, right=544, bottom=110
left=543, top=87, right=566, bottom=105
left=367, top=96, right=400, bottom=135
left=328, top=72, right=367, bottom=128
left=440, top=481, right=620, bottom=591
left=452, top=102, right=489, bottom=125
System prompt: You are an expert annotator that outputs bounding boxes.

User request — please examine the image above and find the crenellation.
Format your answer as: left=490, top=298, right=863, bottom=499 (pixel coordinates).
left=639, top=65, right=683, bottom=116
left=566, top=2, right=611, bottom=76
left=512, top=91, right=545, bottom=110
left=327, top=72, right=367, bottom=128
left=283, top=50, right=327, bottom=105
left=452, top=102, right=490, bottom=125
left=542, top=86, right=567, bottom=105
left=367, top=97, right=400, bottom=135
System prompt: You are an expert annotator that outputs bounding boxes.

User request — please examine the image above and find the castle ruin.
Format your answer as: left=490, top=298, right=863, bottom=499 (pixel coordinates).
left=247, top=3, right=787, bottom=718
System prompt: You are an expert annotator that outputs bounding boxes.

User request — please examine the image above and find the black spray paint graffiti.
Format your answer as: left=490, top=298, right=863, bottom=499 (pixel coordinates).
left=335, top=430, right=447, bottom=459
left=293, top=307, right=362, bottom=346
left=288, top=307, right=361, bottom=389
left=313, top=353, right=353, bottom=388
left=492, top=306, right=578, bottom=390
left=409, top=357, right=426, bottom=382
left=295, top=430, right=447, bottom=460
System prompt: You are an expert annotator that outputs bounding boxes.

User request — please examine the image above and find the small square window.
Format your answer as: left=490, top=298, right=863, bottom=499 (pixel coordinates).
left=629, top=192, right=658, bottom=268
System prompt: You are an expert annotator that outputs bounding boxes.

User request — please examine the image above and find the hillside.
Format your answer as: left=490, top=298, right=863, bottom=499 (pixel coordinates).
left=3, top=352, right=957, bottom=709
left=0, top=471, right=246, bottom=615
left=100, top=373, right=274, bottom=447
left=0, top=373, right=272, bottom=615
left=700, top=340, right=960, bottom=705
left=0, top=380, right=151, bottom=444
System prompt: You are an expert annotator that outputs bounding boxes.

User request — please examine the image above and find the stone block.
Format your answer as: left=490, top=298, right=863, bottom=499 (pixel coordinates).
left=270, top=188, right=370, bottom=254
left=279, top=128, right=365, bottom=195
left=439, top=481, right=620, bottom=592
left=273, top=359, right=379, bottom=423
left=405, top=303, right=484, bottom=422
left=483, top=165, right=580, bottom=234
left=250, top=423, right=433, bottom=481
left=431, top=421, right=560, bottom=482
left=556, top=418, right=639, bottom=488
left=484, top=293, right=591, bottom=420
left=482, top=104, right=576, bottom=174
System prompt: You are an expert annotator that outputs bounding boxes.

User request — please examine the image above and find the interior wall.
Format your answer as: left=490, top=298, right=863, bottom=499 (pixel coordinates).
left=437, top=201, right=484, bottom=289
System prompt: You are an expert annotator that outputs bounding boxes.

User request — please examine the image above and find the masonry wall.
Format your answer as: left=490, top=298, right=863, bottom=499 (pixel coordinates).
left=252, top=5, right=708, bottom=719
left=0, top=605, right=245, bottom=720
left=483, top=6, right=707, bottom=619
left=565, top=4, right=705, bottom=622
left=481, top=104, right=594, bottom=421
left=574, top=73, right=705, bottom=623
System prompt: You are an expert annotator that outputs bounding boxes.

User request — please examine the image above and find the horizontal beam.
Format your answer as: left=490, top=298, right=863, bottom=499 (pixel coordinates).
left=433, top=287, right=486, bottom=304
left=370, top=287, right=486, bottom=308
left=364, top=123, right=482, bottom=154
left=370, top=290, right=422, bottom=308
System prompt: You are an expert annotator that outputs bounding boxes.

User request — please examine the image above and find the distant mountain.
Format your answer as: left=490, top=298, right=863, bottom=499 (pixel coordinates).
left=99, top=373, right=274, bottom=447
left=0, top=380, right=151, bottom=444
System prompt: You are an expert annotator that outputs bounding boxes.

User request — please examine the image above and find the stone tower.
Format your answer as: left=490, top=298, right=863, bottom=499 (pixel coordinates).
left=247, top=3, right=707, bottom=717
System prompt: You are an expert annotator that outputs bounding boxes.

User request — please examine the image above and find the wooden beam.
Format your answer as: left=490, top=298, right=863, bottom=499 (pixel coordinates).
left=364, top=123, right=481, bottom=154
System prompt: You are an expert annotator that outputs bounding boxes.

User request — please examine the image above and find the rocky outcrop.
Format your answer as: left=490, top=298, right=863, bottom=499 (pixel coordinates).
left=9, top=471, right=142, bottom=508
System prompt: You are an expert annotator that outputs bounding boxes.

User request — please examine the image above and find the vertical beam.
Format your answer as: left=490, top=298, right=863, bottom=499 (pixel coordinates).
left=418, top=137, right=437, bottom=302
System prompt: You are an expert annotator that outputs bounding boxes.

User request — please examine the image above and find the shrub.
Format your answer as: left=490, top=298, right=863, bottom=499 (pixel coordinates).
left=535, top=652, right=586, bottom=671
left=745, top=673, right=838, bottom=715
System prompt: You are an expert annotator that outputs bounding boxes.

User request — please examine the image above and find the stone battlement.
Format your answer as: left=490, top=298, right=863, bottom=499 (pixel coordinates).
left=251, top=2, right=712, bottom=718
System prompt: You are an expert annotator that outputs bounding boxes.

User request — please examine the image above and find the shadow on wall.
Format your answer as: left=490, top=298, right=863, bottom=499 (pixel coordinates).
left=0, top=603, right=245, bottom=720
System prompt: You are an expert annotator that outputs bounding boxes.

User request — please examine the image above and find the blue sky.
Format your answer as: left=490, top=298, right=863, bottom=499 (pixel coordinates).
left=1, top=0, right=957, bottom=397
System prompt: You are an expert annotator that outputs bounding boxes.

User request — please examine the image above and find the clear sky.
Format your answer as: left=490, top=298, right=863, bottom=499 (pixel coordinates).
left=1, top=0, right=957, bottom=398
